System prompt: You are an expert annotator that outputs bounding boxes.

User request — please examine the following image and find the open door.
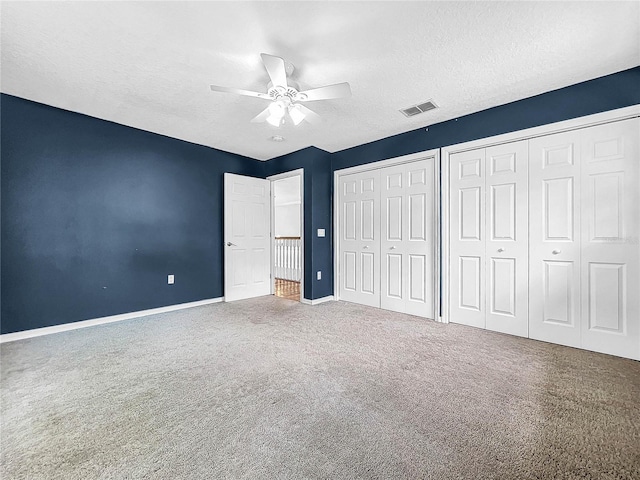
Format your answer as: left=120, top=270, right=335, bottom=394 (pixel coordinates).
left=224, top=173, right=271, bottom=302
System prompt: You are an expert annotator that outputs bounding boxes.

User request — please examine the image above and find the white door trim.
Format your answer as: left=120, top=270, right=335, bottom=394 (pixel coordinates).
left=268, top=168, right=305, bottom=302
left=333, top=149, right=441, bottom=320
left=441, top=104, right=640, bottom=324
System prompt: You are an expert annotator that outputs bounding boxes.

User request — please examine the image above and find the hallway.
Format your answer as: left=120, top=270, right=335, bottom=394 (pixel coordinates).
left=274, top=278, right=300, bottom=302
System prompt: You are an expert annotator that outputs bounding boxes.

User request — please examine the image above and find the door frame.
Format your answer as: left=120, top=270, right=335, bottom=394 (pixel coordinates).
left=441, top=104, right=640, bottom=324
left=333, top=149, right=441, bottom=320
left=268, top=168, right=304, bottom=302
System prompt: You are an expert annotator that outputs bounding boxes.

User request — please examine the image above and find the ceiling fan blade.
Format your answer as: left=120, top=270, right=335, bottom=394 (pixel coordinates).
left=250, top=105, right=272, bottom=123
left=260, top=53, right=288, bottom=88
left=297, top=82, right=351, bottom=102
left=210, top=85, right=271, bottom=100
left=296, top=104, right=321, bottom=124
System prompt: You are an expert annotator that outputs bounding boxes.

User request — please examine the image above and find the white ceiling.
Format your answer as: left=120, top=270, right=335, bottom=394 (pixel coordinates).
left=2, top=2, right=638, bottom=161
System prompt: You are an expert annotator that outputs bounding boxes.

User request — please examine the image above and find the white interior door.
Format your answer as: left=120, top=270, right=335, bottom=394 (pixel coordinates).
left=529, top=130, right=582, bottom=348
left=338, top=170, right=381, bottom=308
left=449, top=148, right=486, bottom=329
left=380, top=159, right=435, bottom=318
left=485, top=141, right=529, bottom=337
left=580, top=118, right=639, bottom=359
left=224, top=173, right=271, bottom=302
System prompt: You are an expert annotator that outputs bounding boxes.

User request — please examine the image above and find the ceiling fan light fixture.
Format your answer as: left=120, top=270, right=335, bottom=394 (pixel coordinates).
left=266, top=113, right=284, bottom=127
left=267, top=100, right=287, bottom=126
left=288, top=104, right=306, bottom=125
left=209, top=53, right=351, bottom=128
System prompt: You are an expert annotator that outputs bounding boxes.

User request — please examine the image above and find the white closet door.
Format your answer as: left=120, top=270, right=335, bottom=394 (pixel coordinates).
left=580, top=118, right=640, bottom=359
left=380, top=159, right=435, bottom=318
left=338, top=170, right=381, bottom=307
left=450, top=148, right=486, bottom=328
left=485, top=141, right=529, bottom=337
left=529, top=130, right=582, bottom=348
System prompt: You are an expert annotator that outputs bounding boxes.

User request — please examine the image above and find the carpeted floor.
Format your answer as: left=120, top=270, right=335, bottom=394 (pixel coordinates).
left=1, top=296, right=639, bottom=479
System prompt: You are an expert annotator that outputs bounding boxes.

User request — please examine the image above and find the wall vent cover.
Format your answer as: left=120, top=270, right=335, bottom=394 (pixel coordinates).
left=400, top=100, right=438, bottom=117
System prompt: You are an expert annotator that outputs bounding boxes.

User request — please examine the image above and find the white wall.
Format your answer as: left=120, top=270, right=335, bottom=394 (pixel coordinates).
left=275, top=203, right=301, bottom=236
left=273, top=176, right=301, bottom=237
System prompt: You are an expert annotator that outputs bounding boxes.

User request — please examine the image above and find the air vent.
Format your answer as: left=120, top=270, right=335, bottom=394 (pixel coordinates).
left=400, top=100, right=438, bottom=117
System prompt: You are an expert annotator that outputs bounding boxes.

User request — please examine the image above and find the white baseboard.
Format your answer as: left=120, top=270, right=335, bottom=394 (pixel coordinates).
left=300, top=295, right=334, bottom=306
left=0, top=297, right=224, bottom=344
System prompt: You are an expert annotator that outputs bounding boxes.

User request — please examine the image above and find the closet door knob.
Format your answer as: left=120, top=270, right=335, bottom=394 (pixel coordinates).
left=552, top=250, right=561, bottom=255
left=390, top=246, right=396, bottom=250
left=497, top=248, right=505, bottom=252
left=227, top=242, right=236, bottom=247
left=363, top=245, right=369, bottom=249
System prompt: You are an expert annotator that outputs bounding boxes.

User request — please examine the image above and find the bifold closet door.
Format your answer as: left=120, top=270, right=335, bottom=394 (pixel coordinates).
left=380, top=159, right=435, bottom=318
left=529, top=117, right=639, bottom=359
left=338, top=170, right=381, bottom=308
left=450, top=142, right=528, bottom=335
left=485, top=141, right=529, bottom=337
left=449, top=149, right=486, bottom=328
left=580, top=118, right=639, bottom=359
left=529, top=130, right=582, bottom=348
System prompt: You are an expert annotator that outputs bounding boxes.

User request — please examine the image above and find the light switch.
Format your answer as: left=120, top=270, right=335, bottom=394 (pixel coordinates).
left=317, top=271, right=322, bottom=280
left=317, top=228, right=325, bottom=237
left=168, top=274, right=175, bottom=285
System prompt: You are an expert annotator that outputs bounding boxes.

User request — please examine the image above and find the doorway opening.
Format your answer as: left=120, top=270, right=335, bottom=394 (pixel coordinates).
left=269, top=170, right=304, bottom=302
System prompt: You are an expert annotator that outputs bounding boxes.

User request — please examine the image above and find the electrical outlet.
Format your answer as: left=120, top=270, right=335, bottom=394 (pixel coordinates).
left=317, top=271, right=322, bottom=280
left=168, top=274, right=174, bottom=285
left=317, top=228, right=325, bottom=237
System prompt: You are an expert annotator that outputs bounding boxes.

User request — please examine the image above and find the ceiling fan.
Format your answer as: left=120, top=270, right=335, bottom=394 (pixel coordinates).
left=210, top=53, right=351, bottom=127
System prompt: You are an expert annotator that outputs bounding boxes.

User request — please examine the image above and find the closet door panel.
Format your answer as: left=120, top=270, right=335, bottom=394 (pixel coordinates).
left=381, top=158, right=435, bottom=318
left=405, top=159, right=435, bottom=318
left=338, top=171, right=381, bottom=307
left=450, top=149, right=486, bottom=328
left=485, top=141, right=529, bottom=337
left=381, top=164, right=406, bottom=313
left=580, top=118, right=640, bottom=360
left=529, top=130, right=582, bottom=348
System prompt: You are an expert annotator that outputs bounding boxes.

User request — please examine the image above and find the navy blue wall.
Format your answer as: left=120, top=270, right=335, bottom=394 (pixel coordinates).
left=1, top=94, right=260, bottom=334
left=261, top=147, right=333, bottom=300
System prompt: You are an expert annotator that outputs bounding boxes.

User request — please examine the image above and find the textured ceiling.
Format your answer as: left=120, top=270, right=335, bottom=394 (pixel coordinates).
left=2, top=1, right=639, bottom=161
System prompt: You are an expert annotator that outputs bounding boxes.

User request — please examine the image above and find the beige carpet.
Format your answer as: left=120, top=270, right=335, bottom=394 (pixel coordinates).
left=1, top=296, right=639, bottom=479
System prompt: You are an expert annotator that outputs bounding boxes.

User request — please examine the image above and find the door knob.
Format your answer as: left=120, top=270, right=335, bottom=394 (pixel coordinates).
left=497, top=248, right=505, bottom=252
left=363, top=245, right=369, bottom=249
left=226, top=242, right=236, bottom=247
left=552, top=250, right=561, bottom=255
left=390, top=246, right=396, bottom=250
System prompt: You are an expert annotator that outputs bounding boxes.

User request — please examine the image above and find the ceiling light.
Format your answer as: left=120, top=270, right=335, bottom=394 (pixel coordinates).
left=266, top=100, right=286, bottom=127
left=266, top=114, right=283, bottom=127
left=288, top=104, right=306, bottom=126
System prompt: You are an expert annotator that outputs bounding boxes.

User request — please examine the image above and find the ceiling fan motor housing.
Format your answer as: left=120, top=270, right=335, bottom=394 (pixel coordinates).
left=266, top=81, right=305, bottom=102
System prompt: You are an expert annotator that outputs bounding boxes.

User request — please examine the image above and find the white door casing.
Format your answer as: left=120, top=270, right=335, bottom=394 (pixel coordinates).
left=338, top=170, right=381, bottom=308
left=224, top=173, right=271, bottom=302
left=380, top=158, right=435, bottom=318
left=449, top=148, right=486, bottom=329
left=485, top=141, right=529, bottom=337
left=580, top=118, right=639, bottom=359
left=528, top=130, right=582, bottom=348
